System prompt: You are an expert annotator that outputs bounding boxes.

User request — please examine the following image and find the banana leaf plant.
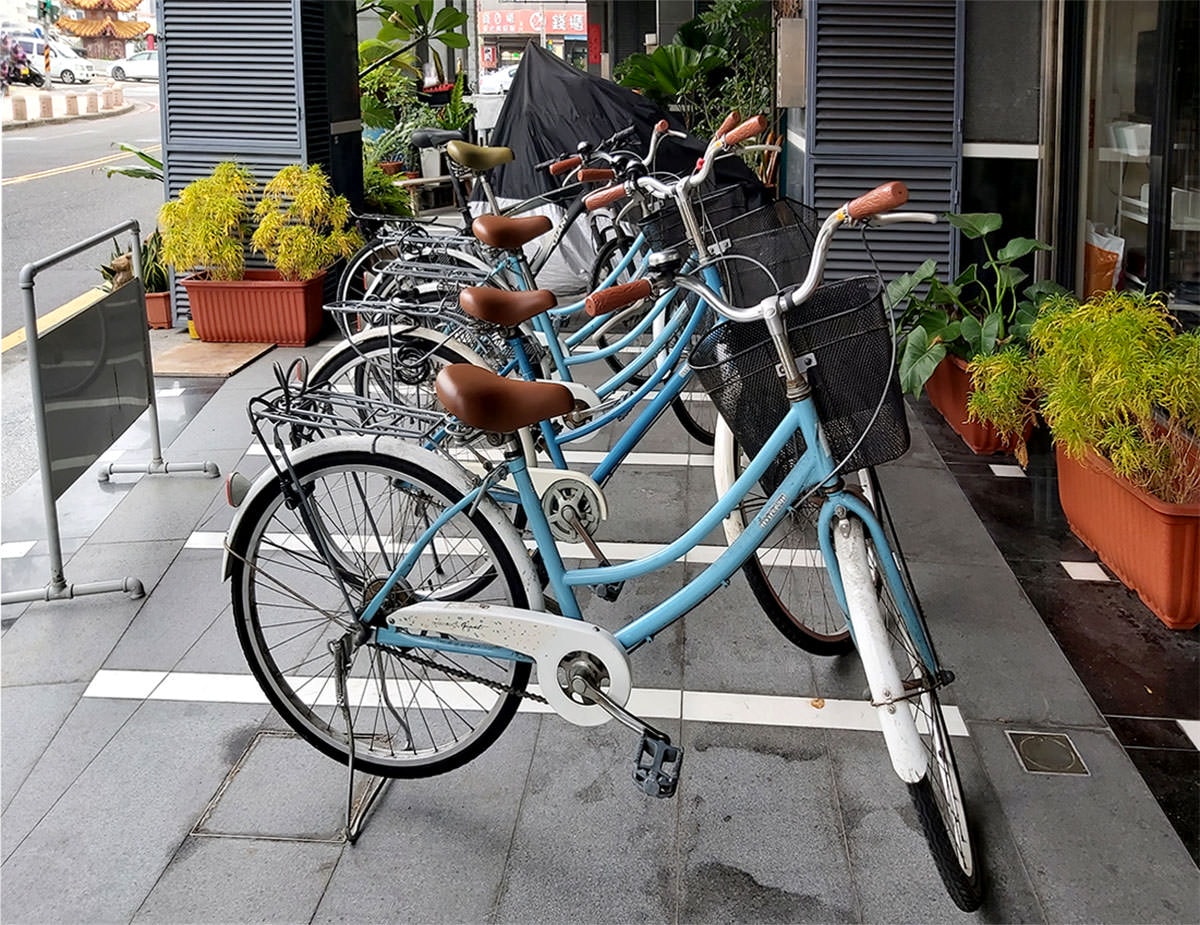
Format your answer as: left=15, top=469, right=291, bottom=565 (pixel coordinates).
left=613, top=41, right=726, bottom=126
left=887, top=212, right=1062, bottom=398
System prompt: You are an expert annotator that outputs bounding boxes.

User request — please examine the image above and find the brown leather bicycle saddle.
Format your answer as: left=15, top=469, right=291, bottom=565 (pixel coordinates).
left=446, top=140, right=515, bottom=171
left=460, top=287, right=557, bottom=326
left=472, top=214, right=552, bottom=250
left=436, top=364, right=573, bottom=433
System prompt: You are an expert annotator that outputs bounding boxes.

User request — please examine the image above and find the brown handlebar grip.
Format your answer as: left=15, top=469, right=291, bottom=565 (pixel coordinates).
left=654, top=119, right=669, bottom=134
left=714, top=111, right=741, bottom=139
left=584, top=184, right=628, bottom=211
left=846, top=181, right=910, bottom=220
left=578, top=167, right=616, bottom=183
left=723, top=114, right=768, bottom=146
left=548, top=155, right=582, bottom=177
left=585, top=279, right=653, bottom=317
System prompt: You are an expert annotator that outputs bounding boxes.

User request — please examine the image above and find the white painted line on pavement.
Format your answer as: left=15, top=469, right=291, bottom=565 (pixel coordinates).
left=1, top=541, right=37, bottom=558
left=988, top=464, right=1026, bottom=478
left=1177, top=720, right=1200, bottom=751
left=80, top=668, right=969, bottom=736
left=1061, top=561, right=1111, bottom=582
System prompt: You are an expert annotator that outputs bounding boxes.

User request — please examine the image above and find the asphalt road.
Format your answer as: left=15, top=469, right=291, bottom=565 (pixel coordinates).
left=2, top=84, right=164, bottom=496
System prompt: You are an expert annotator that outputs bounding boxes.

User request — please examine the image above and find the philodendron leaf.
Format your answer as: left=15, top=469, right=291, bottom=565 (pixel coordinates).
left=899, top=327, right=948, bottom=398
left=432, top=5, right=466, bottom=32
left=885, top=258, right=938, bottom=310
left=979, top=311, right=1002, bottom=354
left=440, top=32, right=469, bottom=48
left=945, top=212, right=1002, bottom=239
left=996, top=237, right=1050, bottom=263
left=960, top=315, right=982, bottom=354
left=994, top=264, right=1028, bottom=291
left=952, top=263, right=978, bottom=288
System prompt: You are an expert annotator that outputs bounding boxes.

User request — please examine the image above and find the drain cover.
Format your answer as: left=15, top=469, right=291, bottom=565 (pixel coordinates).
left=1006, top=730, right=1089, bottom=775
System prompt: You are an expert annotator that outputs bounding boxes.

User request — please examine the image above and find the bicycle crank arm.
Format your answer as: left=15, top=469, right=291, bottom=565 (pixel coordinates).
left=387, top=601, right=631, bottom=726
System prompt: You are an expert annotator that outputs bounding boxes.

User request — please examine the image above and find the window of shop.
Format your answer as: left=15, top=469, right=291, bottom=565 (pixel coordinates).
left=1081, top=1, right=1198, bottom=316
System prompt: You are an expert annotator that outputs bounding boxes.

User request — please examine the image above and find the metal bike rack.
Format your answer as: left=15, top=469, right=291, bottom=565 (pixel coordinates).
left=2, top=219, right=219, bottom=606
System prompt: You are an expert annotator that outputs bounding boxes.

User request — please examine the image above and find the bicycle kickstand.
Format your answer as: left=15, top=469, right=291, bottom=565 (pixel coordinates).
left=329, top=635, right=392, bottom=844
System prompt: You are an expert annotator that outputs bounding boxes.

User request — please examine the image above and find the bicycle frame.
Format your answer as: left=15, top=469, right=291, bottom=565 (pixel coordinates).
left=363, top=368, right=935, bottom=675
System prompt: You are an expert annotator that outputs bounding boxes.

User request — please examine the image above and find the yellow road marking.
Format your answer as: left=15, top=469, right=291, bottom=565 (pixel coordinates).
left=1, top=288, right=108, bottom=353
left=1, top=144, right=162, bottom=188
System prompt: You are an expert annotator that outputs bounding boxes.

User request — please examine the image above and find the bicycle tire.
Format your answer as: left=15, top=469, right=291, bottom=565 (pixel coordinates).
left=337, top=236, right=406, bottom=304
left=711, top=420, right=854, bottom=655
left=860, top=469, right=982, bottom=910
left=229, top=446, right=532, bottom=778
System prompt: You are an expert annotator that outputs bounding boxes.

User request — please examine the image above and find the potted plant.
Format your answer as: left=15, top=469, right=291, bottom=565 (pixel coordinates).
left=358, top=0, right=470, bottom=109
left=968, top=289, right=1200, bottom=629
left=159, top=162, right=363, bottom=346
left=888, top=212, right=1061, bottom=454
left=100, top=228, right=173, bottom=329
left=366, top=123, right=410, bottom=174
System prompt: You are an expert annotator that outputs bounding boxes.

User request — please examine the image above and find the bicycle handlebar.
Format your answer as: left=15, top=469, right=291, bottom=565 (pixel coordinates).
left=585, top=279, right=653, bottom=317
left=578, top=167, right=616, bottom=183
left=846, top=181, right=909, bottom=220
left=548, top=155, right=582, bottom=176
left=713, top=111, right=741, bottom=140
left=722, top=114, right=767, bottom=147
left=584, top=184, right=629, bottom=211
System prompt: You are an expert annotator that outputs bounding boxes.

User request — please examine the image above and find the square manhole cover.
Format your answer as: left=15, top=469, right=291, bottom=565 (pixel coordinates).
left=1006, top=730, right=1089, bottom=776
left=193, top=730, right=382, bottom=843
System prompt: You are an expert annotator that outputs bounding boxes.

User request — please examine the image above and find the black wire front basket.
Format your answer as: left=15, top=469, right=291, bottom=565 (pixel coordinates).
left=638, top=183, right=758, bottom=252
left=710, top=198, right=820, bottom=306
left=689, top=276, right=909, bottom=495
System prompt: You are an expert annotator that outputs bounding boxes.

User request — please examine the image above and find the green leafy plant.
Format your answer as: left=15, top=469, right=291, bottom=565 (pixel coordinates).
left=158, top=162, right=256, bottom=281
left=249, top=164, right=364, bottom=281
left=104, top=142, right=163, bottom=181
left=968, top=289, right=1200, bottom=502
left=98, top=229, right=169, bottom=294
left=888, top=212, right=1060, bottom=398
left=614, top=0, right=772, bottom=137
left=358, top=54, right=419, bottom=129
left=362, top=161, right=415, bottom=215
left=434, top=70, right=474, bottom=132
left=358, top=0, right=469, bottom=89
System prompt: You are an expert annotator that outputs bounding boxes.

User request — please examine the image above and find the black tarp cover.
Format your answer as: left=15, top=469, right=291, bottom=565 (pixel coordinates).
left=479, top=42, right=767, bottom=200
left=473, top=43, right=767, bottom=293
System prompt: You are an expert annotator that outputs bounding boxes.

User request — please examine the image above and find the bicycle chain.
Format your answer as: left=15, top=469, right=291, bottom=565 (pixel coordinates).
left=387, top=645, right=549, bottom=704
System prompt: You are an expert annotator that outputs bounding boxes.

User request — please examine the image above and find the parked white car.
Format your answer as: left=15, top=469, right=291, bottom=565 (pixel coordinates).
left=478, top=64, right=518, bottom=95
left=109, top=49, right=158, bottom=81
left=10, top=35, right=94, bottom=83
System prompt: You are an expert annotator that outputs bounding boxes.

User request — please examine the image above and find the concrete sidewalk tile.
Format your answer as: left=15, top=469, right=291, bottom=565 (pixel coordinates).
left=598, top=464, right=692, bottom=543
left=313, top=715, right=538, bottom=923
left=827, top=727, right=1044, bottom=924
left=682, top=564, right=821, bottom=697
left=0, top=540, right=178, bottom=686
left=131, top=836, right=342, bottom=924
left=2, top=696, right=139, bottom=860
left=874, top=461, right=1011, bottom=568
left=104, top=551, right=227, bottom=671
left=902, top=561, right=1106, bottom=729
left=678, top=723, right=856, bottom=924
left=0, top=681, right=89, bottom=813
left=0, top=701, right=262, bottom=925
left=493, top=718, right=679, bottom=924
left=86, top=458, right=233, bottom=546
left=971, top=722, right=1197, bottom=923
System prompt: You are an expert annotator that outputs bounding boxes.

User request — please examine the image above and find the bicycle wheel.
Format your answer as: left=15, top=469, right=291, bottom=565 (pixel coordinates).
left=669, top=298, right=719, bottom=445
left=337, top=236, right=406, bottom=304
left=713, top=420, right=854, bottom=655
left=229, top=447, right=533, bottom=778
left=306, top=329, right=499, bottom=414
left=845, top=508, right=982, bottom=911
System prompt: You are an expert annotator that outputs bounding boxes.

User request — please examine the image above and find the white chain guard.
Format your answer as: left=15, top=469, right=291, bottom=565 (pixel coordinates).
left=387, top=601, right=631, bottom=726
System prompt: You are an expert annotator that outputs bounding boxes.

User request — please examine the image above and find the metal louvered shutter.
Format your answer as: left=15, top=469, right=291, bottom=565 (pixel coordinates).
left=156, top=0, right=359, bottom=317
left=805, top=0, right=962, bottom=280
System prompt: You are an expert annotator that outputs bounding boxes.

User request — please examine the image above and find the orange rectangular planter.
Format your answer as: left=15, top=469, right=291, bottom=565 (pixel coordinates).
left=925, top=355, right=1031, bottom=455
left=145, top=291, right=173, bottom=329
left=181, top=270, right=326, bottom=347
left=1056, top=445, right=1200, bottom=630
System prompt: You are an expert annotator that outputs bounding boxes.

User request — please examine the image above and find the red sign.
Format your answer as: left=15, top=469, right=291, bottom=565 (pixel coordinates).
left=587, top=22, right=601, bottom=64
left=479, top=8, right=587, bottom=35
left=481, top=44, right=497, bottom=68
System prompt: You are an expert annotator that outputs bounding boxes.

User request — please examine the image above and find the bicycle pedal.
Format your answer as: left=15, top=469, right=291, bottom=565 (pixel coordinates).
left=595, top=580, right=624, bottom=602
left=633, top=734, right=683, bottom=798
